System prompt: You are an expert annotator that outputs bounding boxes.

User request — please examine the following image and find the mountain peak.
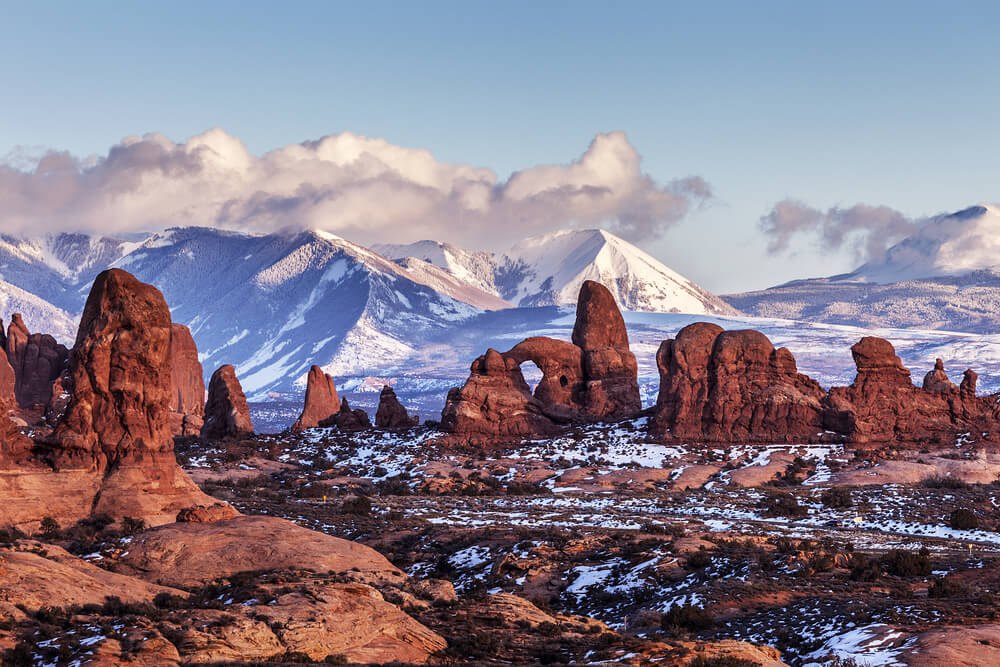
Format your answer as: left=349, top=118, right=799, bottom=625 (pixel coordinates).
left=849, top=203, right=1000, bottom=284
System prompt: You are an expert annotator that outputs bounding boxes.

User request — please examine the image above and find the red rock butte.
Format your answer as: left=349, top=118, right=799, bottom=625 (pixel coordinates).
left=650, top=323, right=1000, bottom=446
left=440, top=280, right=641, bottom=440
left=0, top=268, right=220, bottom=529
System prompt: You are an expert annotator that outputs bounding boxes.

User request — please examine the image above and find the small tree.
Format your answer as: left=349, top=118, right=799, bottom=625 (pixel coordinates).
left=39, top=516, right=60, bottom=540
left=950, top=508, right=979, bottom=530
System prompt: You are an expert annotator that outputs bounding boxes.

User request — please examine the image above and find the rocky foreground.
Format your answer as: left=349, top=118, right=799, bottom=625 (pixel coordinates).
left=5, top=272, right=1000, bottom=665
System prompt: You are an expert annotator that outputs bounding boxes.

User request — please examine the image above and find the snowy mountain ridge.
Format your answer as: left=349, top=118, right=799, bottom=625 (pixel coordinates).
left=376, top=228, right=738, bottom=316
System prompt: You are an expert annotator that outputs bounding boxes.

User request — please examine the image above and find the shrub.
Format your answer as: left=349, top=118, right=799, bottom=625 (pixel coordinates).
left=848, top=553, right=881, bottom=582
left=929, top=576, right=969, bottom=598
left=881, top=548, right=932, bottom=577
left=121, top=517, right=146, bottom=535
left=685, top=549, right=712, bottom=570
left=342, top=495, right=371, bottom=515
left=661, top=604, right=714, bottom=633
left=950, top=508, right=979, bottom=530
left=760, top=492, right=807, bottom=518
left=39, top=516, right=61, bottom=539
left=821, top=486, right=854, bottom=508
left=689, top=657, right=760, bottom=667
left=921, top=474, right=968, bottom=490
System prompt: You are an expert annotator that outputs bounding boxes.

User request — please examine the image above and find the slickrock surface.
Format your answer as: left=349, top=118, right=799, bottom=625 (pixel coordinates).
left=291, top=365, right=340, bottom=432
left=201, top=364, right=254, bottom=439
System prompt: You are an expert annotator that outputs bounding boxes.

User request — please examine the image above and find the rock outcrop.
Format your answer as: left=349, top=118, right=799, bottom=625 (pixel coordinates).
left=5, top=313, right=69, bottom=410
left=650, top=323, right=827, bottom=443
left=375, top=385, right=419, bottom=429
left=291, top=365, right=340, bottom=432
left=1, top=268, right=220, bottom=528
left=441, top=281, right=641, bottom=439
left=201, top=364, right=254, bottom=440
left=168, top=323, right=205, bottom=436
left=321, top=397, right=371, bottom=431
left=651, top=325, right=1000, bottom=445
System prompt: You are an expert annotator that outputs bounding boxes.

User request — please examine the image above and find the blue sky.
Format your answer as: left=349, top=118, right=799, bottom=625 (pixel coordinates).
left=1, top=1, right=998, bottom=292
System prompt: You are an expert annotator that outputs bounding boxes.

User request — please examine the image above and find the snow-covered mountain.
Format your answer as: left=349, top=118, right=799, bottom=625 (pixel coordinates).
left=845, top=204, right=1000, bottom=283
left=726, top=204, right=1000, bottom=333
left=0, top=225, right=735, bottom=398
left=377, top=228, right=737, bottom=315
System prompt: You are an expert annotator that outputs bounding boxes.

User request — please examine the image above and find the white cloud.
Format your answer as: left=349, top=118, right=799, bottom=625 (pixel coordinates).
left=0, top=128, right=710, bottom=248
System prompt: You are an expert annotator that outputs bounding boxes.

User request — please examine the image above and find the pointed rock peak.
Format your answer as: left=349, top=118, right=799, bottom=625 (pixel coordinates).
left=201, top=364, right=254, bottom=440
left=7, top=313, right=28, bottom=339
left=291, top=365, right=340, bottom=432
left=169, top=323, right=205, bottom=419
left=934, top=358, right=945, bottom=371
left=53, top=268, right=174, bottom=468
left=571, top=280, right=629, bottom=351
left=376, top=385, right=419, bottom=429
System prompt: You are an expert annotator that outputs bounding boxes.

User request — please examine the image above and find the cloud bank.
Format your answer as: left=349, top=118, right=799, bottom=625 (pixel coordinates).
left=0, top=129, right=709, bottom=248
left=759, top=199, right=918, bottom=263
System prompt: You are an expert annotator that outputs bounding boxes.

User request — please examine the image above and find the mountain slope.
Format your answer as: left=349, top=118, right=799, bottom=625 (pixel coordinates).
left=378, top=229, right=738, bottom=316
left=114, top=227, right=482, bottom=397
left=726, top=204, right=1000, bottom=333
left=846, top=204, right=1000, bottom=283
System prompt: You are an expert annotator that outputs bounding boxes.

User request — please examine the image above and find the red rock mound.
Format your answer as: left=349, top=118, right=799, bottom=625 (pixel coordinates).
left=650, top=323, right=827, bottom=443
left=201, top=364, right=254, bottom=439
left=168, top=323, right=205, bottom=436
left=321, top=397, right=371, bottom=431
left=291, top=365, right=340, bottom=432
left=441, top=281, right=641, bottom=439
left=1, top=268, right=221, bottom=529
left=650, top=325, right=1000, bottom=446
left=375, top=385, right=419, bottom=429
left=5, top=313, right=68, bottom=410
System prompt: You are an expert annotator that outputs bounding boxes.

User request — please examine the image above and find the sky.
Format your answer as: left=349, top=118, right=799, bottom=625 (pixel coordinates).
left=1, top=1, right=998, bottom=293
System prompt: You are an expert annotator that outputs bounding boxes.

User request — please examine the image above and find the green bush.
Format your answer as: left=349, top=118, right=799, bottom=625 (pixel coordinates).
left=881, top=548, right=932, bottom=577
left=820, top=486, right=854, bottom=508
left=661, top=604, right=714, bottom=632
left=950, top=508, right=979, bottom=530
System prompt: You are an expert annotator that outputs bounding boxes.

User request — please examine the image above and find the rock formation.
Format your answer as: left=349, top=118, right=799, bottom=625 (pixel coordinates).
left=822, top=338, right=995, bottom=444
left=168, top=323, right=205, bottom=436
left=651, top=325, right=1000, bottom=446
left=650, top=323, right=827, bottom=443
left=923, top=358, right=958, bottom=392
left=1, top=268, right=220, bottom=528
left=5, top=313, right=69, bottom=409
left=201, top=364, right=254, bottom=440
left=440, top=281, right=641, bottom=439
left=291, top=365, right=340, bottom=431
left=322, top=397, right=372, bottom=431
left=375, top=385, right=419, bottom=429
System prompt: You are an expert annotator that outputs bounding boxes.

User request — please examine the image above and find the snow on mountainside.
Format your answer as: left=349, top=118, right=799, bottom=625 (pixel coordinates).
left=379, top=228, right=738, bottom=316
left=113, top=227, right=483, bottom=397
left=725, top=204, right=1000, bottom=333
left=371, top=240, right=500, bottom=296
left=0, top=279, right=77, bottom=343
left=499, top=229, right=737, bottom=314
left=846, top=204, right=1000, bottom=284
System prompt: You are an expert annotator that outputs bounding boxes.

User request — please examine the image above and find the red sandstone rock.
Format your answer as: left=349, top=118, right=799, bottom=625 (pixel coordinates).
left=651, top=325, right=1000, bottom=446
left=5, top=313, right=68, bottom=409
left=4, top=268, right=222, bottom=528
left=923, top=358, right=958, bottom=393
left=375, top=385, right=419, bottom=429
left=651, top=323, right=827, bottom=443
left=169, top=323, right=205, bottom=414
left=176, top=503, right=241, bottom=523
left=321, top=397, right=371, bottom=431
left=291, top=365, right=340, bottom=432
left=441, top=281, right=641, bottom=439
left=201, top=364, right=254, bottom=440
